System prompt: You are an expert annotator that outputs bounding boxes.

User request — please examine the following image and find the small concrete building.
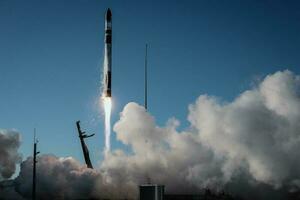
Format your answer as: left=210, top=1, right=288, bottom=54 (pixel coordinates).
left=139, top=184, right=164, bottom=200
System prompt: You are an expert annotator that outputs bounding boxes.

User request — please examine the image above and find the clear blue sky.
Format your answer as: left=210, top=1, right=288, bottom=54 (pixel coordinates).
left=1, top=0, right=300, bottom=166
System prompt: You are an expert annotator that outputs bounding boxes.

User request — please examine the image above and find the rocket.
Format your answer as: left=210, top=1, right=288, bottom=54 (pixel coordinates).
left=103, top=8, right=112, bottom=97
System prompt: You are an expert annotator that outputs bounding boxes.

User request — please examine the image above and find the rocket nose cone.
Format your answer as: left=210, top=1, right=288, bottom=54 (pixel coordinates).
left=106, top=8, right=112, bottom=21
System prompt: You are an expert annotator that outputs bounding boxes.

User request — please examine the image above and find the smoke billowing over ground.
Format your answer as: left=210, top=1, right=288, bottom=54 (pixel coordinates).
left=0, top=130, right=22, bottom=180
left=1, top=70, right=300, bottom=199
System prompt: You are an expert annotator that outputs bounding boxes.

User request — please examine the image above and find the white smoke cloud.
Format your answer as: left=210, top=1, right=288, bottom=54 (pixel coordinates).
left=15, top=155, right=104, bottom=199
left=14, top=154, right=138, bottom=199
left=102, top=70, right=300, bottom=198
left=2, top=70, right=300, bottom=200
left=0, top=130, right=22, bottom=180
left=189, top=70, right=300, bottom=188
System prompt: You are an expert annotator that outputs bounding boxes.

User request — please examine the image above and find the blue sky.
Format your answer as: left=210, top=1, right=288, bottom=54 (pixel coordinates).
left=1, top=0, right=300, bottom=167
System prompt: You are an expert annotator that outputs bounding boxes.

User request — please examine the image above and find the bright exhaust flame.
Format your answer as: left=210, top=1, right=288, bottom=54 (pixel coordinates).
left=103, top=97, right=112, bottom=153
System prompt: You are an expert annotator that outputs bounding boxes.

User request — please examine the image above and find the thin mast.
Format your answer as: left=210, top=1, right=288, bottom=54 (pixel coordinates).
left=32, top=128, right=40, bottom=200
left=145, top=44, right=148, bottom=110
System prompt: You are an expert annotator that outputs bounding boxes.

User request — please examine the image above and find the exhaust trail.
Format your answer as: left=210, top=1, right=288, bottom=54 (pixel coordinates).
left=102, top=8, right=112, bottom=153
left=103, top=97, right=112, bottom=153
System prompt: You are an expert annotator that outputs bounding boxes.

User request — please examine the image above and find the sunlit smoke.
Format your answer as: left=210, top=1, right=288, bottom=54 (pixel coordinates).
left=3, top=70, right=300, bottom=200
left=103, top=97, right=112, bottom=153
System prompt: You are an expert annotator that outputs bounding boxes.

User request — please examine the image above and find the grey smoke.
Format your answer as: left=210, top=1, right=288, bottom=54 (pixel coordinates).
left=15, top=155, right=102, bottom=199
left=0, top=129, right=22, bottom=180
left=2, top=70, right=300, bottom=200
left=103, top=70, right=300, bottom=199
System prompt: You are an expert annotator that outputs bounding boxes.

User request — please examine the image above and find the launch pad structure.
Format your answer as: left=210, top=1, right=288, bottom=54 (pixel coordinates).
left=76, top=121, right=95, bottom=169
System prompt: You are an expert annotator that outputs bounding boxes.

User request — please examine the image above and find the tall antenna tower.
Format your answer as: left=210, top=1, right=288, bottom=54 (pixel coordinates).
left=144, top=44, right=148, bottom=110
left=32, top=128, right=40, bottom=200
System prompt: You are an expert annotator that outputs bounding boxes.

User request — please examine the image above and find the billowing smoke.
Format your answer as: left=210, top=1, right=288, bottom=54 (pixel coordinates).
left=188, top=70, right=300, bottom=189
left=14, top=154, right=137, bottom=200
left=102, top=70, right=300, bottom=199
left=1, top=70, right=300, bottom=200
left=0, top=130, right=22, bottom=180
left=15, top=155, right=102, bottom=199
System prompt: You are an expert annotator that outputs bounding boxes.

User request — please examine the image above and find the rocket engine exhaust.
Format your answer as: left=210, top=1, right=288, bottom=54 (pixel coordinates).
left=102, top=8, right=112, bottom=153
left=103, top=97, right=112, bottom=153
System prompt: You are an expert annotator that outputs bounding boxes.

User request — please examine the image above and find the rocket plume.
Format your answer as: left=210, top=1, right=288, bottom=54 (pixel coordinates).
left=103, top=97, right=112, bottom=153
